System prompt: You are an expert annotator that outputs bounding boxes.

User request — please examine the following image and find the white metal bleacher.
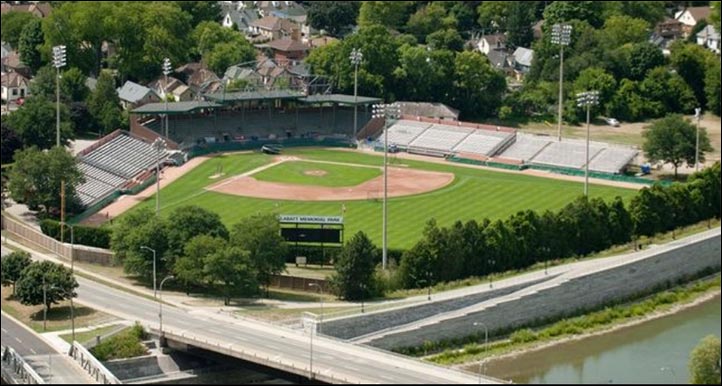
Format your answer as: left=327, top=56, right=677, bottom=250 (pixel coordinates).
left=384, top=121, right=432, bottom=148
left=453, top=130, right=515, bottom=156
left=408, top=124, right=473, bottom=153
left=500, top=133, right=553, bottom=162
left=529, top=139, right=606, bottom=169
left=588, top=147, right=638, bottom=174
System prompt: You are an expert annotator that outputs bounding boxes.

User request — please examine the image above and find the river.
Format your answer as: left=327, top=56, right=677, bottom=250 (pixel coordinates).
left=474, top=295, right=721, bottom=384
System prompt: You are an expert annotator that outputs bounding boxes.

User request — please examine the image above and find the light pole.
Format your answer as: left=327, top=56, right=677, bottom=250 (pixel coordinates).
left=309, top=283, right=323, bottom=334
left=349, top=48, right=363, bottom=138
left=158, top=275, right=174, bottom=346
left=488, top=258, right=495, bottom=288
left=551, top=23, right=572, bottom=142
left=308, top=315, right=316, bottom=380
left=694, top=107, right=702, bottom=172
left=576, top=90, right=599, bottom=197
left=151, top=138, right=167, bottom=216
left=52, top=45, right=67, bottom=147
left=372, top=103, right=401, bottom=270
left=360, top=283, right=367, bottom=313
left=162, top=58, right=172, bottom=139
left=473, top=322, right=489, bottom=384
left=140, top=246, right=157, bottom=298
left=42, top=279, right=75, bottom=342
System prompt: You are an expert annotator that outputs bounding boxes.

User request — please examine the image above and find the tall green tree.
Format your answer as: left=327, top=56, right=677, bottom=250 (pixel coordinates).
left=60, top=67, right=90, bottom=103
left=204, top=245, right=257, bottom=305
left=28, top=66, right=56, bottom=100
left=330, top=231, right=379, bottom=300
left=357, top=1, right=415, bottom=30
left=1, top=251, right=32, bottom=295
left=406, top=2, right=456, bottom=43
left=452, top=51, right=506, bottom=119
left=110, top=208, right=170, bottom=282
left=426, top=28, right=465, bottom=51
left=689, top=335, right=721, bottom=384
left=1, top=11, right=37, bottom=48
left=1, top=122, right=23, bottom=165
left=643, top=115, right=713, bottom=178
left=705, top=57, right=721, bottom=116
left=476, top=2, right=509, bottom=32
left=230, top=214, right=287, bottom=297
left=7, top=96, right=74, bottom=149
left=711, top=1, right=721, bottom=31
left=506, top=1, right=535, bottom=49
left=542, top=1, right=606, bottom=28
left=18, top=18, right=44, bottom=74
left=15, top=261, right=78, bottom=312
left=7, top=146, right=84, bottom=214
left=306, top=2, right=359, bottom=36
left=192, top=21, right=255, bottom=75
left=671, top=42, right=714, bottom=109
left=599, top=15, right=650, bottom=49
left=87, top=71, right=123, bottom=135
left=175, top=234, right=222, bottom=291
left=166, top=205, right=229, bottom=261
left=640, top=67, right=697, bottom=117
left=628, top=42, right=665, bottom=81
left=174, top=1, right=221, bottom=27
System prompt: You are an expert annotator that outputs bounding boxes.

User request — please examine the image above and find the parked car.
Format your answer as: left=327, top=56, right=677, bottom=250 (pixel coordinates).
left=604, top=117, right=620, bottom=127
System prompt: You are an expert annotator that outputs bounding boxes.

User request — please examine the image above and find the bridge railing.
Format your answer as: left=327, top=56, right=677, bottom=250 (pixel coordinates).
left=68, top=342, right=121, bottom=384
left=1, top=345, right=45, bottom=384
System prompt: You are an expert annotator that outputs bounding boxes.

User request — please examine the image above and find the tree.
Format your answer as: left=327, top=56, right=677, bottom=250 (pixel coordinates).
left=166, top=205, right=229, bottom=261
left=110, top=208, right=170, bottom=281
left=1, top=122, right=23, bottom=165
left=445, top=2, right=477, bottom=33
left=671, top=42, right=714, bottom=109
left=427, top=28, right=465, bottom=51
left=7, top=146, right=84, bottom=214
left=393, top=45, right=454, bottom=102
left=6, top=96, right=74, bottom=149
left=306, top=1, right=359, bottom=36
left=542, top=1, right=606, bottom=28
left=1, top=11, right=37, bottom=48
left=711, top=1, right=721, bottom=32
left=230, top=214, right=287, bottom=297
left=573, top=67, right=617, bottom=114
left=476, top=2, right=509, bottom=32
left=87, top=71, right=123, bottom=135
left=705, top=57, right=721, bottom=116
left=15, top=261, right=78, bottom=312
left=628, top=42, right=665, bottom=81
left=643, top=115, right=713, bottom=178
left=689, top=335, right=721, bottom=384
left=330, top=231, right=379, bottom=300
left=614, top=1, right=666, bottom=27
left=640, top=67, right=697, bottom=117
left=69, top=102, right=95, bottom=137
left=192, top=21, right=255, bottom=76
left=204, top=245, right=257, bottom=305
left=607, top=79, right=649, bottom=121
left=506, top=1, right=535, bottom=49
left=18, top=18, right=44, bottom=74
left=60, top=67, right=90, bottom=103
left=452, top=51, right=506, bottom=119
left=600, top=15, right=649, bottom=49
left=357, top=1, right=415, bottom=30
left=174, top=234, right=222, bottom=292
left=206, top=42, right=251, bottom=76
left=406, top=3, right=456, bottom=43
left=28, top=66, right=57, bottom=101
left=174, top=1, right=221, bottom=27
left=1, top=251, right=32, bottom=295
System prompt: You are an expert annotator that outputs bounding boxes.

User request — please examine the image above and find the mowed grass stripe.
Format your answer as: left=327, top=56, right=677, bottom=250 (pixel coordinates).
left=253, top=160, right=381, bottom=187
left=123, top=149, right=636, bottom=249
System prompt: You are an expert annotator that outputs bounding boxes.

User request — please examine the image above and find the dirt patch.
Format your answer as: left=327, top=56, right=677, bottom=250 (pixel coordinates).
left=304, top=170, right=328, bottom=177
left=207, top=167, right=454, bottom=201
left=209, top=173, right=226, bottom=179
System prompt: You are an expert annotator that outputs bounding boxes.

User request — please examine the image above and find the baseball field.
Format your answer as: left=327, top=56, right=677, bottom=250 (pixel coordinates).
left=124, top=148, right=638, bottom=249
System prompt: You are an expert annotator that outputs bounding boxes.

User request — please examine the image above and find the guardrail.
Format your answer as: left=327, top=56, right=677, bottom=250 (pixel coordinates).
left=1, top=345, right=45, bottom=384
left=68, top=342, right=121, bottom=384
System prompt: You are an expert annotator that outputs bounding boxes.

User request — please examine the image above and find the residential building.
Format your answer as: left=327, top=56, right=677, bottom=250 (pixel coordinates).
left=696, top=25, right=721, bottom=54
left=1, top=2, right=52, bottom=17
left=220, top=2, right=259, bottom=35
left=249, top=15, right=298, bottom=41
left=1, top=71, right=29, bottom=103
left=265, top=37, right=309, bottom=65
left=477, top=34, right=506, bottom=55
left=511, top=47, right=534, bottom=80
left=148, top=76, right=194, bottom=102
left=117, top=80, right=159, bottom=109
left=675, top=6, right=711, bottom=37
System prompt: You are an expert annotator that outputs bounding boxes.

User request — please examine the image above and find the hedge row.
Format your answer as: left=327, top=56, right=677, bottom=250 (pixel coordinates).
left=40, top=220, right=111, bottom=249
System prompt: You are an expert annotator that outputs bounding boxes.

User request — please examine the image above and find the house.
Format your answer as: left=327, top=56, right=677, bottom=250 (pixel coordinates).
left=1, top=72, right=30, bottom=103
left=486, top=49, right=510, bottom=72
left=398, top=102, right=459, bottom=121
left=249, top=15, right=298, bottom=41
left=1, top=2, right=53, bottom=18
left=477, top=34, right=506, bottom=55
left=148, top=76, right=194, bottom=102
left=265, top=37, right=309, bottom=65
left=656, top=17, right=684, bottom=39
left=532, top=20, right=544, bottom=40
left=308, top=36, right=339, bottom=49
left=117, top=81, right=160, bottom=109
left=223, top=65, right=263, bottom=90
left=176, top=63, right=223, bottom=96
left=0, top=51, right=31, bottom=79
left=696, top=25, right=721, bottom=54
left=675, top=6, right=711, bottom=36
left=220, top=2, right=259, bottom=34
left=257, top=0, right=302, bottom=18
left=511, top=47, right=534, bottom=80
left=1, top=42, right=11, bottom=60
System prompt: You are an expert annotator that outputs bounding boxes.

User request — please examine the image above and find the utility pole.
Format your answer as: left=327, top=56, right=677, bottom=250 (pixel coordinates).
left=52, top=45, right=67, bottom=147
left=350, top=48, right=363, bottom=138
left=551, top=24, right=572, bottom=142
left=576, top=90, right=599, bottom=197
left=694, top=107, right=702, bottom=172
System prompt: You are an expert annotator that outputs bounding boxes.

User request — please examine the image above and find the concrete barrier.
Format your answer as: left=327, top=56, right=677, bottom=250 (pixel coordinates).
left=68, top=342, right=121, bottom=384
left=1, top=345, right=45, bottom=384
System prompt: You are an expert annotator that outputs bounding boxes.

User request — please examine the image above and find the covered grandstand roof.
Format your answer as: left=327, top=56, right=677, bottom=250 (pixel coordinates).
left=131, top=101, right=221, bottom=114
left=298, top=94, right=382, bottom=105
left=204, top=90, right=305, bottom=102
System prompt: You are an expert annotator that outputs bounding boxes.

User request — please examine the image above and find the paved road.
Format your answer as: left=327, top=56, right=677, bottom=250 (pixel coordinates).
left=1, top=313, right=94, bottom=384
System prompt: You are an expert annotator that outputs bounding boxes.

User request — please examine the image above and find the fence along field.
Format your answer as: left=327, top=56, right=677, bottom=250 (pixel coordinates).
left=121, top=148, right=637, bottom=249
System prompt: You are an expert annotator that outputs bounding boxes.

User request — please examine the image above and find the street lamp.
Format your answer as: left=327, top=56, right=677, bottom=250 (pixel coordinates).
left=140, top=246, right=157, bottom=298
left=488, top=258, right=495, bottom=288
left=359, top=283, right=367, bottom=313
left=372, top=103, right=401, bottom=270
left=473, top=322, right=489, bottom=384
left=158, top=275, right=174, bottom=346
left=349, top=48, right=363, bottom=138
left=694, top=107, right=702, bottom=172
left=308, top=283, right=323, bottom=334
left=42, top=278, right=75, bottom=342
left=162, top=58, right=172, bottom=139
left=308, top=314, right=316, bottom=380
left=151, top=138, right=167, bottom=216
left=52, top=45, right=67, bottom=147
left=550, top=23, right=572, bottom=142
left=576, top=90, right=599, bottom=197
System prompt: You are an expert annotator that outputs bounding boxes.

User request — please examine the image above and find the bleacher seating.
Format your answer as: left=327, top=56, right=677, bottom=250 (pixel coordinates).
left=500, top=133, right=553, bottom=162
left=75, top=133, right=170, bottom=207
left=385, top=121, right=431, bottom=148
left=408, top=124, right=473, bottom=153
left=530, top=139, right=606, bottom=169
left=453, top=130, right=515, bottom=157
left=588, top=147, right=638, bottom=174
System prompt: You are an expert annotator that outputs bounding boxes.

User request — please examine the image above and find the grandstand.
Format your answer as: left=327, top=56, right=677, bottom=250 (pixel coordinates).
left=75, top=131, right=170, bottom=207
left=530, top=139, right=607, bottom=170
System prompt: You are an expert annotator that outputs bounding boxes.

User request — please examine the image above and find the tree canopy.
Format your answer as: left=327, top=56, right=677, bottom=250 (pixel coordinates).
left=643, top=114, right=713, bottom=178
left=689, top=335, right=721, bottom=384
left=15, top=261, right=77, bottom=312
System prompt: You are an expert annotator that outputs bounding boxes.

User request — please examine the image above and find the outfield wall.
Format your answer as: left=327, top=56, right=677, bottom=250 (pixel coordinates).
left=358, top=228, right=721, bottom=350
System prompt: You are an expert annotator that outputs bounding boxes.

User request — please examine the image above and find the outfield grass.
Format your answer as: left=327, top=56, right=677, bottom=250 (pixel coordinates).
left=125, top=148, right=637, bottom=249
left=253, top=160, right=381, bottom=187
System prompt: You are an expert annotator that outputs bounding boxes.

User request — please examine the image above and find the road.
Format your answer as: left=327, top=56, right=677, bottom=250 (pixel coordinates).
left=0, top=243, right=485, bottom=384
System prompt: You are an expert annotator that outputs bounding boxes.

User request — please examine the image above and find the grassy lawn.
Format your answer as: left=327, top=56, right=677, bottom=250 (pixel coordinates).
left=1, top=287, right=115, bottom=333
left=122, top=148, right=637, bottom=249
left=59, top=324, right=123, bottom=345
left=253, top=160, right=381, bottom=187
left=238, top=305, right=354, bottom=322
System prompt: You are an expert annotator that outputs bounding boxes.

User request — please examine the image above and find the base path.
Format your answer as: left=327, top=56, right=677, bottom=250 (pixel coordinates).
left=207, top=165, right=455, bottom=201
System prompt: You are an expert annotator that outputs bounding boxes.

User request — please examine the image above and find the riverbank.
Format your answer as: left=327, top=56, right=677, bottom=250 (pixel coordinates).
left=423, top=275, right=721, bottom=368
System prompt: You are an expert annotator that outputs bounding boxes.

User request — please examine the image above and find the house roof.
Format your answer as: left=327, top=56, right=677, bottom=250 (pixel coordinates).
left=1, top=72, right=29, bottom=88
left=224, top=65, right=259, bottom=80
left=486, top=49, right=509, bottom=69
left=117, top=81, right=157, bottom=103
left=223, top=7, right=259, bottom=30
left=309, top=36, right=339, bottom=48
left=679, top=6, right=711, bottom=22
left=266, top=38, right=309, bottom=52
left=1, top=2, right=52, bottom=17
left=148, top=77, right=186, bottom=94
left=697, top=25, right=720, bottom=40
left=513, top=47, right=534, bottom=67
left=1, top=51, right=26, bottom=70
left=251, top=15, right=297, bottom=32
left=397, top=102, right=459, bottom=120
left=131, top=101, right=221, bottom=115
left=482, top=34, right=506, bottom=47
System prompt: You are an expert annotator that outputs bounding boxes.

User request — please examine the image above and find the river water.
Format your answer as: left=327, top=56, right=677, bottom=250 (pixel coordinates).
left=474, top=295, right=721, bottom=384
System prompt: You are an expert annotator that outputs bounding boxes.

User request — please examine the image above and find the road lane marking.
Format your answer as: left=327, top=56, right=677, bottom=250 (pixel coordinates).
left=14, top=337, right=23, bottom=344
left=30, top=348, right=37, bottom=354
left=1, top=328, right=7, bottom=334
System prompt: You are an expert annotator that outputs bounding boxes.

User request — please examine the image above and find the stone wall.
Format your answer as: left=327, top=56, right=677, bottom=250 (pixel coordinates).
left=366, top=230, right=721, bottom=350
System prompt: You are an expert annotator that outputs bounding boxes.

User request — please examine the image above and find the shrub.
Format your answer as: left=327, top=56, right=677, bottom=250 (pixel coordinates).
left=40, top=219, right=111, bottom=249
left=510, top=329, right=538, bottom=344
left=90, top=323, right=147, bottom=361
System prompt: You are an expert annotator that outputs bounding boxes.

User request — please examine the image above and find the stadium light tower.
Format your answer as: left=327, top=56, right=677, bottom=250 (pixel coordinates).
left=694, top=107, right=702, bottom=171
left=551, top=23, right=572, bottom=142
left=52, top=45, right=67, bottom=147
left=372, top=103, right=401, bottom=270
left=576, top=90, right=599, bottom=197
left=349, top=48, right=363, bottom=138
left=162, top=58, right=172, bottom=139
left=151, top=138, right=167, bottom=216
